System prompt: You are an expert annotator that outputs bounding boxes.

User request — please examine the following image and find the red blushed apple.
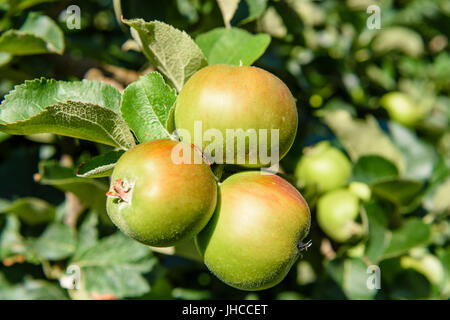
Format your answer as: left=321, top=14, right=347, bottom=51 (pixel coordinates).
left=106, top=139, right=217, bottom=247
left=196, top=171, right=311, bottom=291
left=174, top=64, right=298, bottom=167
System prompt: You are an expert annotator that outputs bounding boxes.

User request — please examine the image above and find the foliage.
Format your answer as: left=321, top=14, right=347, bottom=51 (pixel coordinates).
left=0, top=0, right=448, bottom=300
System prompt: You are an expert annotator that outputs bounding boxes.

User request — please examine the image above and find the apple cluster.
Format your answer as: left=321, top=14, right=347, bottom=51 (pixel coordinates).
left=295, top=141, right=368, bottom=243
left=106, top=64, right=311, bottom=291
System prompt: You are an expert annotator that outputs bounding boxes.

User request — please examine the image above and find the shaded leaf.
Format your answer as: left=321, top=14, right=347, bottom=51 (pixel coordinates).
left=322, top=110, right=405, bottom=173
left=0, top=13, right=64, bottom=55
left=371, top=179, right=423, bottom=209
left=0, top=132, right=9, bottom=143
left=0, top=197, right=55, bottom=225
left=363, top=201, right=390, bottom=263
left=383, top=219, right=431, bottom=259
left=1, top=0, right=58, bottom=16
left=388, top=122, right=438, bottom=181
left=352, top=155, right=399, bottom=185
left=327, top=257, right=377, bottom=300
left=372, top=27, right=424, bottom=58
left=424, top=177, right=450, bottom=214
left=73, top=211, right=99, bottom=260
left=36, top=161, right=109, bottom=219
left=0, top=215, right=27, bottom=260
left=241, top=0, right=268, bottom=24
left=0, top=52, right=12, bottom=67
left=70, top=232, right=156, bottom=299
left=33, top=223, right=76, bottom=260
left=0, top=276, right=67, bottom=300
left=77, top=150, right=125, bottom=178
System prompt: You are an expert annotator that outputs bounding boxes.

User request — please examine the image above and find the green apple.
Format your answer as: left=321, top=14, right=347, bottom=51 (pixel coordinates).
left=380, top=92, right=424, bottom=126
left=316, top=188, right=360, bottom=243
left=295, top=141, right=351, bottom=193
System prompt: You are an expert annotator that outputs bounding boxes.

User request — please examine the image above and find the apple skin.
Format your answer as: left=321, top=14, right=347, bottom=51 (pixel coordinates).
left=196, top=171, right=311, bottom=291
left=316, top=189, right=360, bottom=243
left=174, top=64, right=298, bottom=167
left=106, top=139, right=217, bottom=247
left=380, top=92, right=423, bottom=127
left=295, top=141, right=351, bottom=193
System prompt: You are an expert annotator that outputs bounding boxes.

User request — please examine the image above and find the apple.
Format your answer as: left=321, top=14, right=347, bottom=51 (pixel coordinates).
left=174, top=64, right=298, bottom=167
left=295, top=141, right=351, bottom=193
left=106, top=139, right=217, bottom=247
left=196, top=171, right=311, bottom=290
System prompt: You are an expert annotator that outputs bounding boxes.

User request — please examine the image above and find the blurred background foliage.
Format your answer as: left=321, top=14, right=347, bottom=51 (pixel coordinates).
left=0, top=0, right=448, bottom=300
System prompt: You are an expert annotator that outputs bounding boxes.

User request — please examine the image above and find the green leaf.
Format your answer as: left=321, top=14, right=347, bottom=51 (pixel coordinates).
left=241, top=0, right=268, bottom=24
left=217, top=0, right=241, bottom=28
left=77, top=150, right=125, bottom=178
left=0, top=52, right=12, bottom=67
left=383, top=219, right=431, bottom=259
left=33, top=223, right=76, bottom=260
left=363, top=201, right=390, bottom=263
left=0, top=132, right=10, bottom=143
left=327, top=257, right=377, bottom=300
left=371, top=179, right=423, bottom=209
left=1, top=0, right=58, bottom=16
left=322, top=109, right=405, bottom=173
left=36, top=161, right=109, bottom=219
left=0, top=276, right=68, bottom=300
left=0, top=78, right=134, bottom=149
left=0, top=197, right=55, bottom=225
left=424, top=177, right=450, bottom=214
left=121, top=72, right=177, bottom=142
left=388, top=122, right=438, bottom=181
left=196, top=27, right=271, bottom=66
left=0, top=199, right=10, bottom=212
left=0, top=215, right=27, bottom=260
left=372, top=27, right=424, bottom=58
left=70, top=232, right=156, bottom=299
left=0, top=100, right=135, bottom=150
left=0, top=13, right=64, bottom=55
left=352, top=155, right=399, bottom=185
left=0, top=78, right=122, bottom=120
left=73, top=211, right=99, bottom=260
left=124, top=19, right=207, bottom=92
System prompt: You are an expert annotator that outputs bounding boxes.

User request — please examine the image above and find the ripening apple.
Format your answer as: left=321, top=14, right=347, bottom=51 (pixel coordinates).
left=380, top=92, right=424, bottom=127
left=295, top=141, right=352, bottom=193
left=196, top=171, right=311, bottom=291
left=316, top=188, right=360, bottom=243
left=106, top=139, right=217, bottom=247
left=174, top=64, right=298, bottom=167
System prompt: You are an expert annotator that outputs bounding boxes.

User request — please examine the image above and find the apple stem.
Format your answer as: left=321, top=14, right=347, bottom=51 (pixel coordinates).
left=190, top=143, right=212, bottom=166
left=106, top=178, right=132, bottom=203
left=297, top=239, right=312, bottom=258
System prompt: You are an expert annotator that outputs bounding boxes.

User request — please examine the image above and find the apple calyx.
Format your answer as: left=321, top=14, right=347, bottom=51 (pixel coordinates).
left=106, top=178, right=132, bottom=203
